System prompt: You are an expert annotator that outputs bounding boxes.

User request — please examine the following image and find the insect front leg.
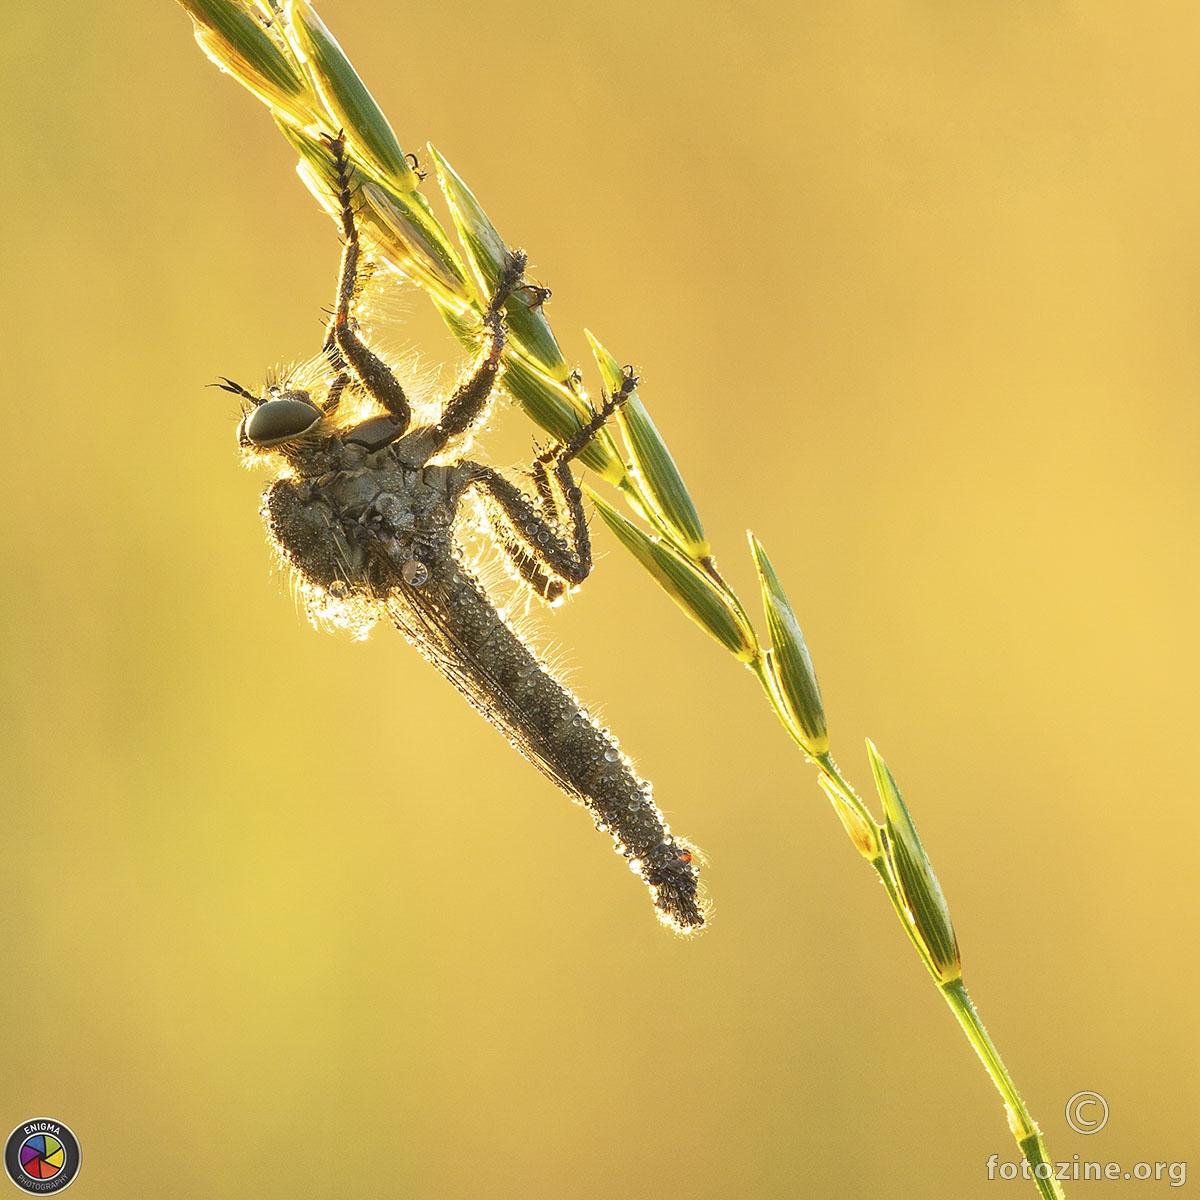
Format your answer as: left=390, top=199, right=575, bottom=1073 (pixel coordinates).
left=467, top=368, right=638, bottom=602
left=320, top=135, right=411, bottom=430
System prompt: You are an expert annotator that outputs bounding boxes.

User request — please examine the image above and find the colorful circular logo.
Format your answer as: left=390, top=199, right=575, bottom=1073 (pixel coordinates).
left=3, top=1120, right=80, bottom=1194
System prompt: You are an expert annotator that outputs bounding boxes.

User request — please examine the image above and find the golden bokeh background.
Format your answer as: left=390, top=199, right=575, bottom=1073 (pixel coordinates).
left=2, top=2, right=1197, bottom=1196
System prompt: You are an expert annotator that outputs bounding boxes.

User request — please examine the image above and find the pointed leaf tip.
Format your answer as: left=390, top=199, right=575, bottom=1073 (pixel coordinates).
left=430, top=146, right=568, bottom=376
left=749, top=534, right=828, bottom=754
left=867, top=740, right=961, bottom=983
left=591, top=490, right=757, bottom=661
left=288, top=0, right=418, bottom=191
left=181, top=0, right=310, bottom=121
left=586, top=333, right=708, bottom=559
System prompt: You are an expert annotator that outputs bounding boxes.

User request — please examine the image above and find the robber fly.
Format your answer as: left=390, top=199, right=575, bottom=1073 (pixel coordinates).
left=220, top=136, right=704, bottom=932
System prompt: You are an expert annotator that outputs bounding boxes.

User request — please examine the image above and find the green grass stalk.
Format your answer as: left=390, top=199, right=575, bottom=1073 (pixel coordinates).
left=177, top=2, right=1069, bottom=1191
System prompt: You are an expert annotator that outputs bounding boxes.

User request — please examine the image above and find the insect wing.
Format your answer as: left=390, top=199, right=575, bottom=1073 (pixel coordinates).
left=381, top=558, right=705, bottom=931
left=385, top=565, right=582, bottom=801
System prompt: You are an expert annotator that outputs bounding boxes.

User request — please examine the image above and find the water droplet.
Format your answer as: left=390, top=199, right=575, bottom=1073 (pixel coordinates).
left=604, top=749, right=619, bottom=762
left=401, top=559, right=430, bottom=587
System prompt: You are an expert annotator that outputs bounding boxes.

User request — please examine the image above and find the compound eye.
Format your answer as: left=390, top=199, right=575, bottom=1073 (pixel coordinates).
left=242, top=397, right=322, bottom=447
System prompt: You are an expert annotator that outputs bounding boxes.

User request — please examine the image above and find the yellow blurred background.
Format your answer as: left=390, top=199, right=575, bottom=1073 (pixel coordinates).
left=2, top=2, right=1197, bottom=1196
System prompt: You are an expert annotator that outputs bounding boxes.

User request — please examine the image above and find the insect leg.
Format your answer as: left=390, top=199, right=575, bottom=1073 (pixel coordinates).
left=430, top=252, right=528, bottom=448
left=465, top=368, right=637, bottom=599
left=552, top=366, right=639, bottom=468
left=523, top=366, right=639, bottom=583
left=320, top=262, right=376, bottom=417
left=320, top=134, right=411, bottom=430
left=469, top=467, right=577, bottom=601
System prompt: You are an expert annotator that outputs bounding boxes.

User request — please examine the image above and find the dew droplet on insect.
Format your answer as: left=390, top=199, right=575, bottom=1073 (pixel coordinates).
left=401, top=559, right=430, bottom=587
left=604, top=749, right=619, bottom=762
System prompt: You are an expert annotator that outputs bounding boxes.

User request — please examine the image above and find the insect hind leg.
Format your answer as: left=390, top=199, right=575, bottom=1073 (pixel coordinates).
left=466, top=368, right=637, bottom=602
left=469, top=467, right=579, bottom=602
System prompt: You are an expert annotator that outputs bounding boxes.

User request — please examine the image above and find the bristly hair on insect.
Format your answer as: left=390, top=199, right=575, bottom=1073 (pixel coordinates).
left=219, top=134, right=706, bottom=932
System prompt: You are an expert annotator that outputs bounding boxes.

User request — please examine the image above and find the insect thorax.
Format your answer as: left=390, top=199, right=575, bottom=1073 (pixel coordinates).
left=261, top=428, right=471, bottom=620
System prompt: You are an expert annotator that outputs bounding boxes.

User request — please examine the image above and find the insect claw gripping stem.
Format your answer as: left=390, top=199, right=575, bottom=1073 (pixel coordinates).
left=517, top=282, right=552, bottom=312
left=404, top=151, right=427, bottom=181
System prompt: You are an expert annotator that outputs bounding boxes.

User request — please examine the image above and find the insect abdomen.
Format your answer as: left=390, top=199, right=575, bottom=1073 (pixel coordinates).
left=393, top=562, right=706, bottom=932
